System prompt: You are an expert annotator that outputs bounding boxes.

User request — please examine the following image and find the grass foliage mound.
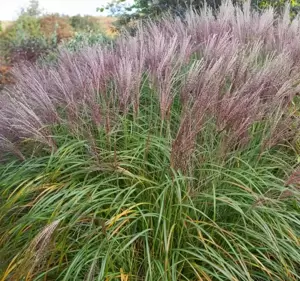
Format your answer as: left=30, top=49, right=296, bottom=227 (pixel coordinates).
left=0, top=2, right=300, bottom=280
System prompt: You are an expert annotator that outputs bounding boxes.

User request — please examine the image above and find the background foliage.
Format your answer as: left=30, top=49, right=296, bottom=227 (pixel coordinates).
left=100, top=0, right=300, bottom=29
left=0, top=0, right=116, bottom=89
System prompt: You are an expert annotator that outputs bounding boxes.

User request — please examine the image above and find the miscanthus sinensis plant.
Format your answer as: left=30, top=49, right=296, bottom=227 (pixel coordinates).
left=1, top=1, right=300, bottom=280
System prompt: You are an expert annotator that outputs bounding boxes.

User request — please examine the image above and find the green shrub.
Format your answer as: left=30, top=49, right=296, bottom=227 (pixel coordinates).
left=5, top=14, right=42, bottom=41
left=70, top=15, right=102, bottom=32
left=1, top=15, right=56, bottom=63
left=61, top=31, right=112, bottom=51
left=9, top=36, right=58, bottom=63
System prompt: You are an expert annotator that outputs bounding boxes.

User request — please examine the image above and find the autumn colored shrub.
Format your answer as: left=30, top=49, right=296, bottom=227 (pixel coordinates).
left=39, top=14, right=74, bottom=42
left=0, top=65, right=13, bottom=90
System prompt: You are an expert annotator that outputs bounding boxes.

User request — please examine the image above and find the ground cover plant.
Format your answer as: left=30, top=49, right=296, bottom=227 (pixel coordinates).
left=0, top=1, right=300, bottom=280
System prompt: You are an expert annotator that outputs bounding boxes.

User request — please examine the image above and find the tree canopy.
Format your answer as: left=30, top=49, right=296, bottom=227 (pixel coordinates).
left=99, top=0, right=300, bottom=25
left=20, top=0, right=43, bottom=18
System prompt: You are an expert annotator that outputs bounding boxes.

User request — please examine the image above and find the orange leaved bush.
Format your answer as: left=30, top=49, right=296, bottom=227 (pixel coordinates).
left=40, top=15, right=74, bottom=42
left=0, top=65, right=14, bottom=90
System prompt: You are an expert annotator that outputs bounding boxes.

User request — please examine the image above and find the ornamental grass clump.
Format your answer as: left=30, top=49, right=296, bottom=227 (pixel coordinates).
left=0, top=1, right=300, bottom=280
